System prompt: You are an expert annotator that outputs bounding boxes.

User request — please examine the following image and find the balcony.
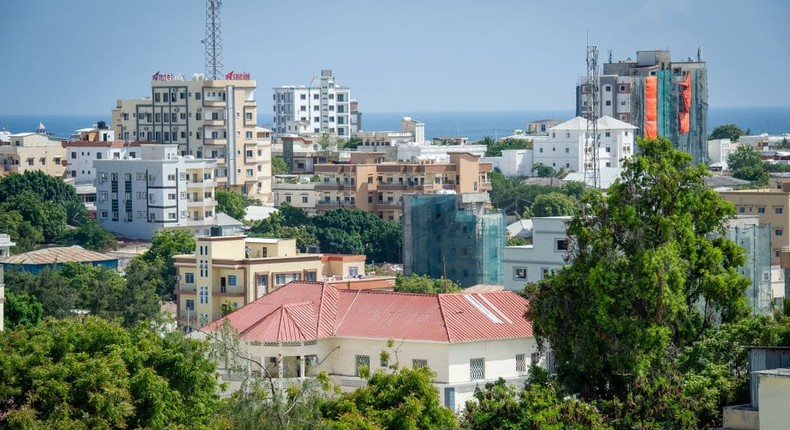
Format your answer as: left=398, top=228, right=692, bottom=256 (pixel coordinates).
left=175, top=284, right=197, bottom=295
left=176, top=312, right=197, bottom=323
left=186, top=179, right=215, bottom=188
left=203, top=119, right=225, bottom=127
left=187, top=198, right=213, bottom=207
left=204, top=138, right=227, bottom=146
left=315, top=182, right=345, bottom=191
left=216, top=286, right=245, bottom=297
left=377, top=182, right=407, bottom=191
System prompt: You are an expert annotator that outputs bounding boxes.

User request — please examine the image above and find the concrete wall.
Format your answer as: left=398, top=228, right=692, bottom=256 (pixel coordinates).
left=758, top=373, right=790, bottom=430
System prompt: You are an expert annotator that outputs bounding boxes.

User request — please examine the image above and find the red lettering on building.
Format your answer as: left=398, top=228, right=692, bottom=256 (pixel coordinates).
left=225, top=71, right=251, bottom=80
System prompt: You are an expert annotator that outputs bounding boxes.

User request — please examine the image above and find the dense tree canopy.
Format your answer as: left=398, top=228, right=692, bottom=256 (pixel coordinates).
left=56, top=220, right=117, bottom=251
left=0, top=317, right=221, bottom=429
left=3, top=291, right=44, bottom=329
left=215, top=189, right=250, bottom=221
left=394, top=273, right=462, bottom=293
left=482, top=137, right=533, bottom=157
left=526, top=138, right=750, bottom=413
left=709, top=124, right=745, bottom=141
left=530, top=192, right=579, bottom=217
left=141, top=228, right=196, bottom=298
left=489, top=171, right=587, bottom=217
left=272, top=156, right=288, bottom=174
left=728, top=145, right=768, bottom=183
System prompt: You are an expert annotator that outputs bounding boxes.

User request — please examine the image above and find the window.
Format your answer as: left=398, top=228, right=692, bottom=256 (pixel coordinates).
left=302, top=195, right=308, bottom=204
left=275, top=274, right=286, bottom=285
left=514, top=267, right=527, bottom=280
left=285, top=195, right=292, bottom=203
left=776, top=229, right=783, bottom=236
left=776, top=207, right=784, bottom=214
left=605, top=100, right=611, bottom=106
left=758, top=207, right=766, bottom=213
left=168, top=193, right=176, bottom=200
left=380, top=355, right=389, bottom=367
left=228, top=274, right=237, bottom=286
left=470, top=358, right=485, bottom=380
left=199, top=286, right=208, bottom=304
left=739, top=207, right=746, bottom=214
left=245, top=131, right=253, bottom=139
left=516, top=354, right=526, bottom=372
left=413, top=359, right=428, bottom=369
left=168, top=212, right=176, bottom=220
left=246, top=169, right=253, bottom=177
left=605, top=85, right=611, bottom=92
left=185, top=273, right=195, bottom=284
left=355, top=355, right=370, bottom=376
left=245, top=112, right=253, bottom=121
left=349, top=266, right=359, bottom=277
left=565, top=147, right=569, bottom=153
left=606, top=147, right=611, bottom=153
left=306, top=271, right=316, bottom=281
left=186, top=299, right=194, bottom=311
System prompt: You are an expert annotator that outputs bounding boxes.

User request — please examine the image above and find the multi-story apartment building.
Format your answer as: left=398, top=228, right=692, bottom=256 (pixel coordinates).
left=503, top=217, right=571, bottom=291
left=577, top=49, right=708, bottom=163
left=66, top=140, right=142, bottom=185
left=534, top=116, right=636, bottom=173
left=94, top=144, right=217, bottom=240
left=173, top=234, right=369, bottom=331
left=0, top=124, right=66, bottom=177
left=314, top=151, right=492, bottom=221
left=719, top=186, right=790, bottom=265
left=111, top=72, right=271, bottom=200
left=272, top=69, right=357, bottom=138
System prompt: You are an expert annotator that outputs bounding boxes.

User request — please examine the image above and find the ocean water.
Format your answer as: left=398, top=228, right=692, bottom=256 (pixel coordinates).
left=1, top=107, right=788, bottom=142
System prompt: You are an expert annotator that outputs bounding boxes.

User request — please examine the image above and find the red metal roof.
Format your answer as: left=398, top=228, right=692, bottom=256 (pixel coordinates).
left=206, top=282, right=532, bottom=343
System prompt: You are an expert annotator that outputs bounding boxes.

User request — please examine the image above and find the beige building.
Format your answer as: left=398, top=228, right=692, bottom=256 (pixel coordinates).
left=314, top=151, right=492, bottom=221
left=272, top=176, right=318, bottom=214
left=0, top=129, right=66, bottom=177
left=173, top=234, right=369, bottom=331
left=111, top=73, right=272, bottom=200
left=719, top=187, right=790, bottom=264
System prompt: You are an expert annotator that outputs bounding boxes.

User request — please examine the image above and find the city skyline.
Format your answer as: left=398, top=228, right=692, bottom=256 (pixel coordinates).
left=2, top=0, right=788, bottom=115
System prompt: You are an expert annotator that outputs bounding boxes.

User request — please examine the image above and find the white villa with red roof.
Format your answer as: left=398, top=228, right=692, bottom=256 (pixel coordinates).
left=199, top=281, right=540, bottom=411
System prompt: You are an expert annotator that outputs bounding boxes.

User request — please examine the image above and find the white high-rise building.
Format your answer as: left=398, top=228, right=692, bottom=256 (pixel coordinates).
left=272, top=69, right=358, bottom=138
left=94, top=144, right=218, bottom=240
left=112, top=72, right=272, bottom=201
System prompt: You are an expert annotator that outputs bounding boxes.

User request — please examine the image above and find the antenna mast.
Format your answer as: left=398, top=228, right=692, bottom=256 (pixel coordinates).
left=584, top=45, right=601, bottom=189
left=204, top=0, right=223, bottom=79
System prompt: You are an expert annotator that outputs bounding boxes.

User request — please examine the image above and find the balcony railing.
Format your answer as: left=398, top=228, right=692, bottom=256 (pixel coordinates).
left=175, top=284, right=197, bottom=295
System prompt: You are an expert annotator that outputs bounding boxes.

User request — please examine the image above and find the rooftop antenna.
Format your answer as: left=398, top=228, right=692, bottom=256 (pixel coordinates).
left=203, top=0, right=223, bottom=79
left=583, top=40, right=601, bottom=189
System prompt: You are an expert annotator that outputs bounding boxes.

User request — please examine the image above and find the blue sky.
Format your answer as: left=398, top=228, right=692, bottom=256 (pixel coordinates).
left=1, top=0, right=788, bottom=115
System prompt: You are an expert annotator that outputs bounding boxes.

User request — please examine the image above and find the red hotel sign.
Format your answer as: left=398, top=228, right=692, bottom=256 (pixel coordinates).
left=225, top=71, right=251, bottom=80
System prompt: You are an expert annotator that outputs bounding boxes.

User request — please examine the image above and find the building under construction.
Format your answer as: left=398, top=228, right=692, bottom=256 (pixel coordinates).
left=402, top=192, right=505, bottom=288
left=726, top=217, right=773, bottom=315
left=576, top=49, right=709, bottom=164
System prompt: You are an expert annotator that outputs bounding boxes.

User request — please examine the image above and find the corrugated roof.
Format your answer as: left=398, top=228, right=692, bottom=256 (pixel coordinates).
left=206, top=282, right=533, bottom=343
left=1, top=245, right=115, bottom=265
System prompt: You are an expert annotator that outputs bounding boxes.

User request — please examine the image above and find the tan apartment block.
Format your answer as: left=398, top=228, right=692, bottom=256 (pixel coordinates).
left=314, top=151, right=492, bottom=221
left=112, top=74, right=271, bottom=200
left=173, top=234, right=368, bottom=331
left=719, top=188, right=790, bottom=264
left=0, top=132, right=66, bottom=177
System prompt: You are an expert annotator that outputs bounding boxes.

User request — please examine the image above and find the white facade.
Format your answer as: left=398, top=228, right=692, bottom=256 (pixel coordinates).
left=708, top=138, right=735, bottom=170
left=94, top=144, right=217, bottom=240
left=272, top=69, right=354, bottom=138
left=534, top=116, right=636, bottom=174
left=112, top=73, right=272, bottom=200
left=66, top=142, right=139, bottom=185
left=503, top=216, right=570, bottom=291
left=482, top=149, right=534, bottom=177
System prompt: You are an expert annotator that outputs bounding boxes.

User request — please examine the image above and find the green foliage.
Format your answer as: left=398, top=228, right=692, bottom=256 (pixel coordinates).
left=272, top=156, right=288, bottom=174
left=489, top=171, right=587, bottom=216
left=709, top=124, right=745, bottom=141
left=0, top=170, right=79, bottom=205
left=56, top=220, right=117, bottom=251
left=312, top=208, right=402, bottom=263
left=507, top=236, right=530, bottom=246
left=63, top=200, right=90, bottom=226
left=530, top=192, right=579, bottom=217
left=322, top=365, right=458, bottom=429
left=143, top=228, right=196, bottom=298
left=525, top=137, right=750, bottom=406
left=5, top=262, right=160, bottom=327
left=532, top=162, right=556, bottom=177
left=345, top=136, right=363, bottom=149
left=0, top=317, right=221, bottom=428
left=484, top=137, right=533, bottom=157
left=728, top=145, right=768, bottom=183
left=1, top=190, right=67, bottom=242
left=462, top=379, right=611, bottom=430
left=215, top=189, right=250, bottom=220
left=4, top=291, right=44, bottom=329
left=0, top=210, right=42, bottom=253
left=394, top=273, right=462, bottom=293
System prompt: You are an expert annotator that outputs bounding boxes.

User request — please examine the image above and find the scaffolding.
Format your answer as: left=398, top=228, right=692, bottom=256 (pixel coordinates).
left=402, top=193, right=505, bottom=288
left=726, top=223, right=773, bottom=315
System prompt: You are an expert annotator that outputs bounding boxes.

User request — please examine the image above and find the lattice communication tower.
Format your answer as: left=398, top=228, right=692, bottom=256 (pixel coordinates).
left=204, top=0, right=223, bottom=79
left=584, top=45, right=601, bottom=189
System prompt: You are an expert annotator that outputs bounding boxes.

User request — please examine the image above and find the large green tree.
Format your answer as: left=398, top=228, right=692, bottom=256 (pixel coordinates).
left=530, top=192, right=579, bottom=217
left=3, top=291, right=44, bottom=329
left=0, top=317, right=221, bottom=428
left=709, top=124, right=745, bottom=141
left=215, top=189, right=249, bottom=221
left=0, top=170, right=79, bottom=205
left=144, top=228, right=196, bottom=298
left=526, top=138, right=750, bottom=408
left=727, top=145, right=768, bottom=183
left=56, top=220, right=117, bottom=251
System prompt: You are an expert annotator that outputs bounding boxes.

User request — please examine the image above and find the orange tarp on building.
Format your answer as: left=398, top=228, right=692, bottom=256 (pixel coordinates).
left=644, top=76, right=658, bottom=138
left=679, top=73, right=691, bottom=133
